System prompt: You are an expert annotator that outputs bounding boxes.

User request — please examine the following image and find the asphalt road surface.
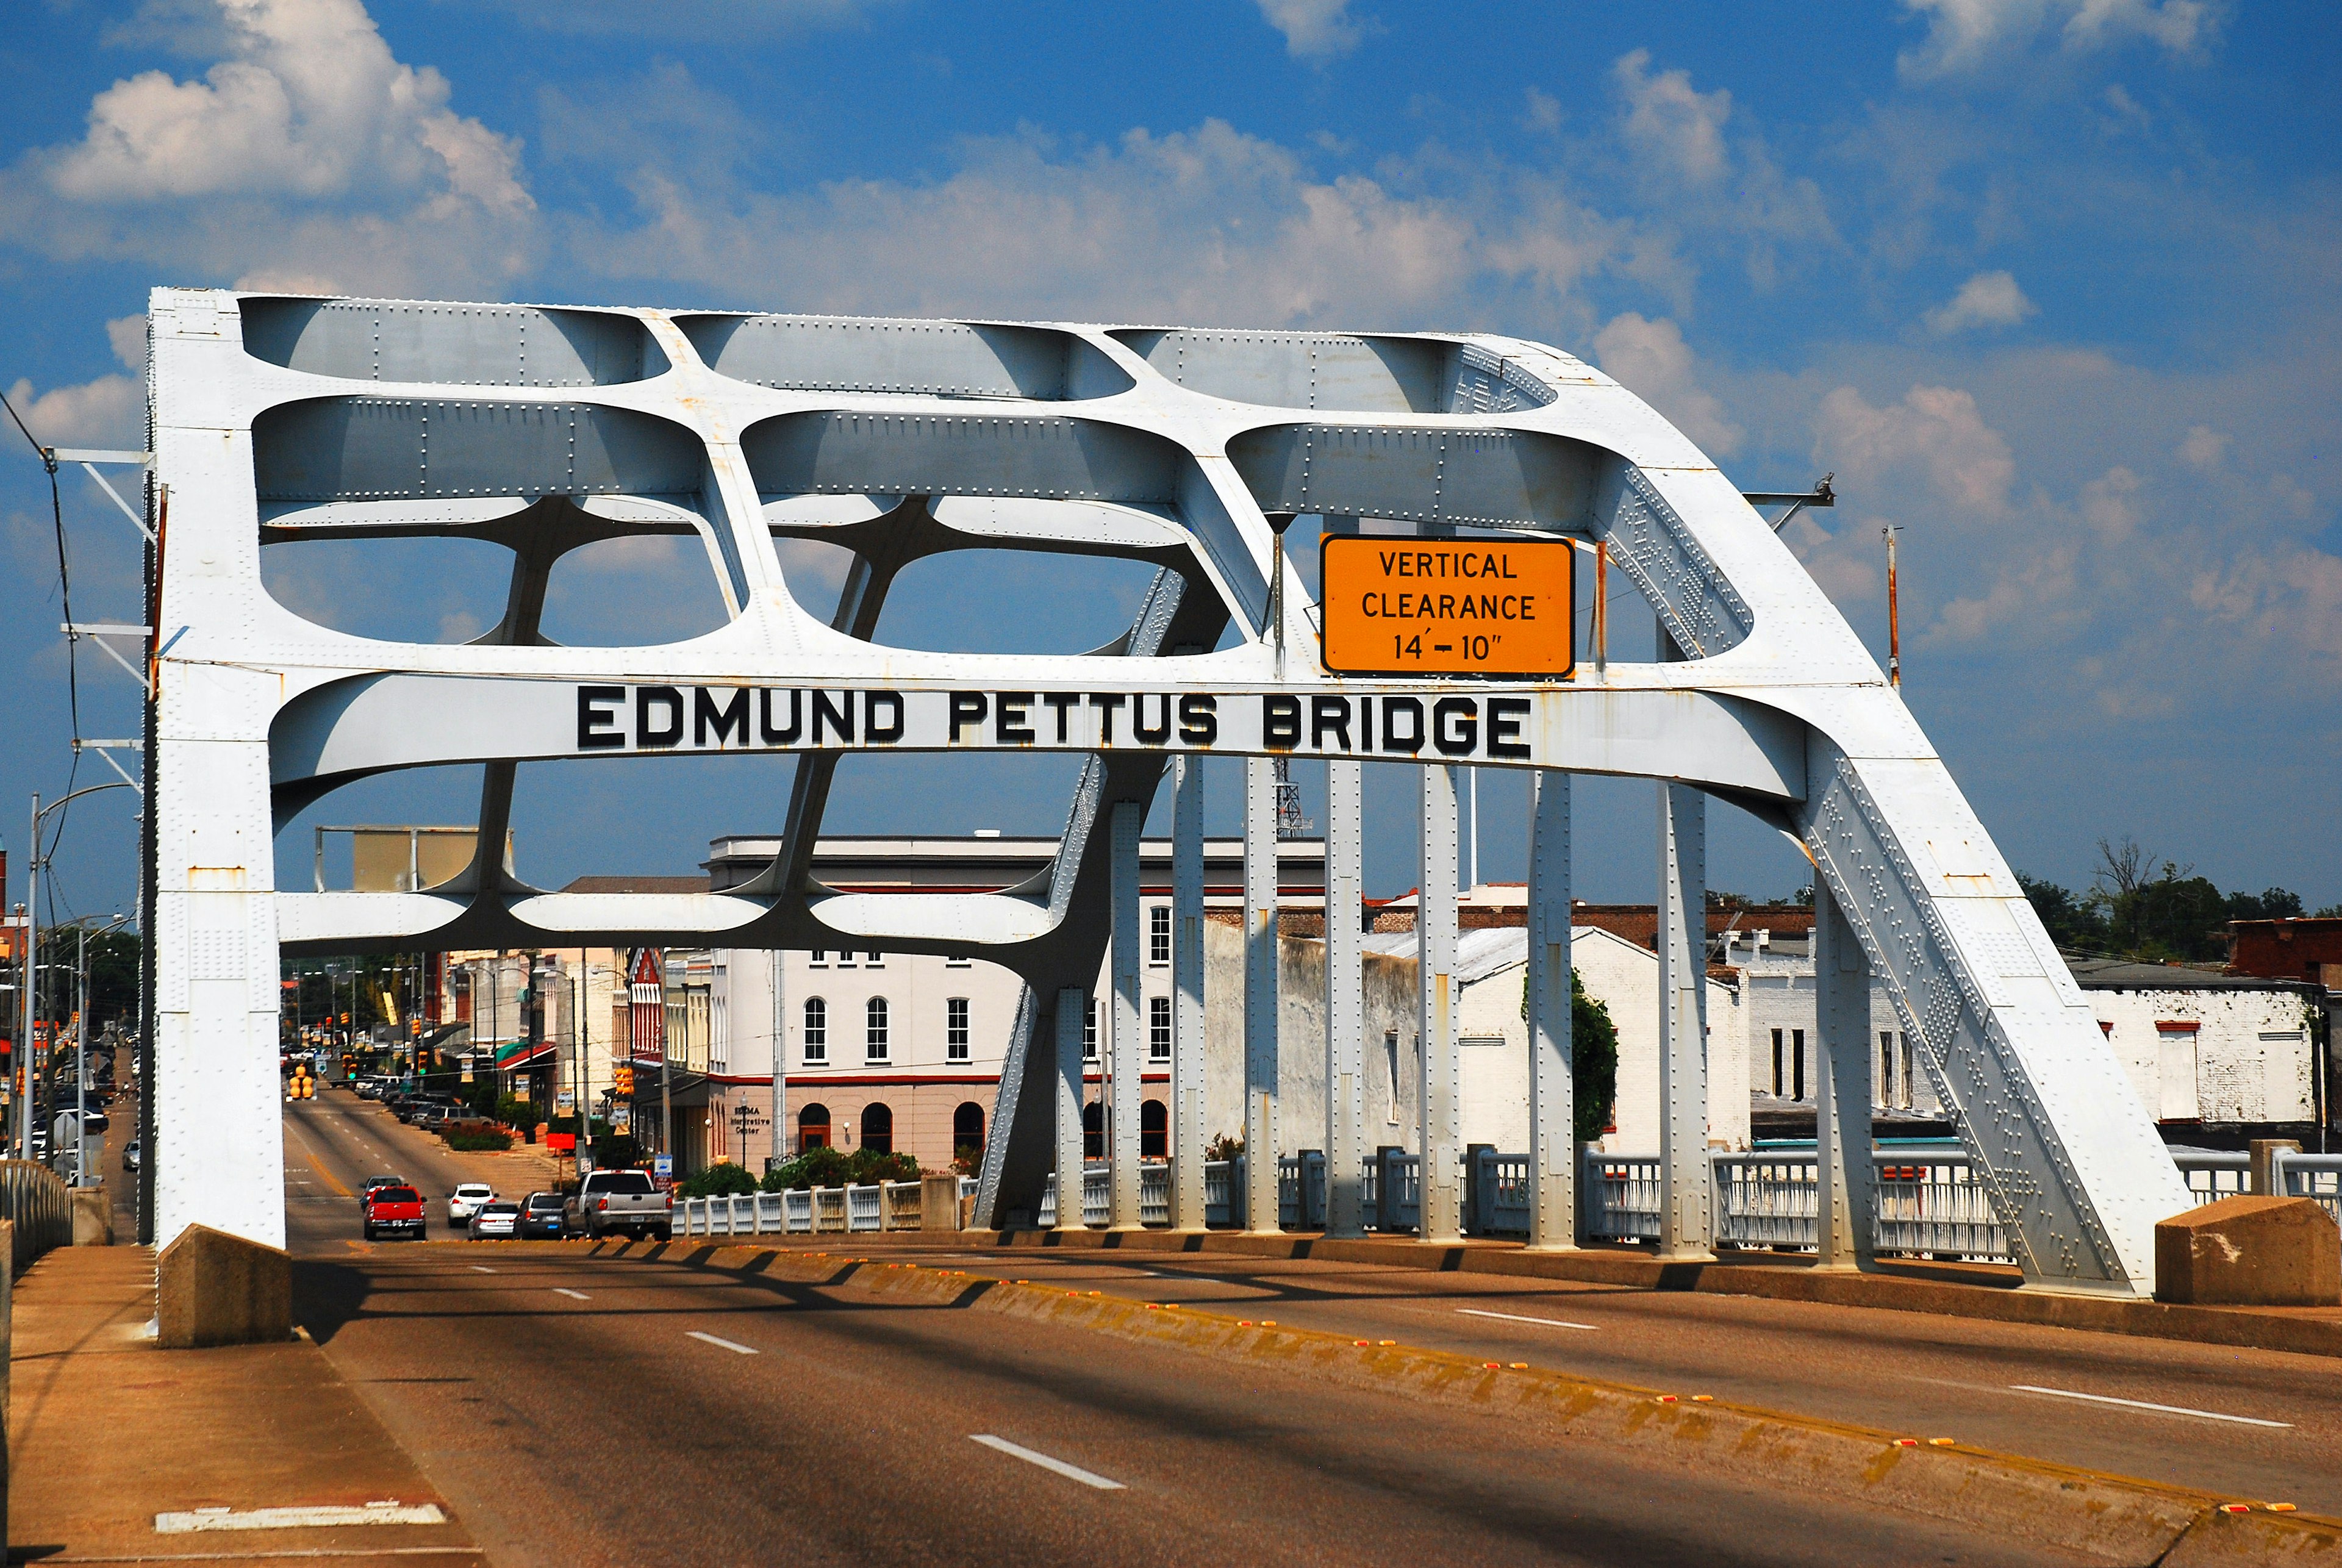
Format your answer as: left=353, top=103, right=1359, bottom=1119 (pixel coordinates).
left=284, top=1092, right=2333, bottom=1566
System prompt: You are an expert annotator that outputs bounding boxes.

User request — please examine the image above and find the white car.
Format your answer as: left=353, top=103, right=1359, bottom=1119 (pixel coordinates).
left=448, top=1183, right=495, bottom=1225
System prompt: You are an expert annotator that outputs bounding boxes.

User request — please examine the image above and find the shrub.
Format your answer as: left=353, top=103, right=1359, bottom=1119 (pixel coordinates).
left=1517, top=966, right=1621, bottom=1145
left=680, top=1162, right=759, bottom=1198
left=759, top=1146, right=921, bottom=1190
left=447, top=1129, right=513, bottom=1152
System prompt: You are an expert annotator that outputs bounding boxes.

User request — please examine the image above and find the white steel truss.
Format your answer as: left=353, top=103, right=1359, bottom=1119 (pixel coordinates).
left=145, top=288, right=2188, bottom=1294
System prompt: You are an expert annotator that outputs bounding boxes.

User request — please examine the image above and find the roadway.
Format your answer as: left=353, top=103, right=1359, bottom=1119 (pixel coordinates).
left=281, top=1090, right=2337, bottom=1566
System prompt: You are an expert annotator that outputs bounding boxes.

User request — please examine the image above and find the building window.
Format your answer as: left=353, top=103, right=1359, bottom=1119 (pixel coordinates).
left=953, top=1101, right=985, bottom=1163
left=1141, top=1098, right=1168, bottom=1158
left=1149, top=905, right=1172, bottom=965
left=862, top=1101, right=893, bottom=1155
left=809, top=950, right=829, bottom=968
left=1880, top=1031, right=1895, bottom=1109
left=798, top=1102, right=831, bottom=1150
left=945, top=953, right=973, bottom=969
left=947, top=997, right=971, bottom=1062
left=803, top=997, right=827, bottom=1062
left=1791, top=1029, right=1805, bottom=1101
left=1384, top=1030, right=1402, bottom=1125
left=1149, top=995, right=1172, bottom=1061
left=866, top=997, right=890, bottom=1062
left=1771, top=1028, right=1784, bottom=1097
left=1083, top=1100, right=1103, bottom=1160
left=1897, top=1033, right=1914, bottom=1111
left=864, top=951, right=883, bottom=968
left=1083, top=999, right=1098, bottom=1061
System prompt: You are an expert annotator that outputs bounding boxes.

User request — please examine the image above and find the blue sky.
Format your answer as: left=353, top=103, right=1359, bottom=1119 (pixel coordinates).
left=2, top=0, right=2336, bottom=923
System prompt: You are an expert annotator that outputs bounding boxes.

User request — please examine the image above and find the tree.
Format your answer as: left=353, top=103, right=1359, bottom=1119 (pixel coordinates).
left=2018, top=872, right=2108, bottom=953
left=1520, top=968, right=1621, bottom=1144
left=2227, top=887, right=2304, bottom=922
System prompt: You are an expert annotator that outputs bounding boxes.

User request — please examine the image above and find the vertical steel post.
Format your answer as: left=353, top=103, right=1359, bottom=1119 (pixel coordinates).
left=1244, top=756, right=1280, bottom=1233
left=1170, top=756, right=1207, bottom=1231
left=1527, top=770, right=1576, bottom=1250
left=769, top=948, right=786, bottom=1172
left=1814, top=885, right=1877, bottom=1269
left=23, top=793, right=38, bottom=1161
left=1323, top=759, right=1366, bottom=1236
left=1053, top=986, right=1086, bottom=1228
left=1108, top=800, right=1145, bottom=1229
left=1657, top=779, right=1714, bottom=1260
left=1418, top=763, right=1462, bottom=1242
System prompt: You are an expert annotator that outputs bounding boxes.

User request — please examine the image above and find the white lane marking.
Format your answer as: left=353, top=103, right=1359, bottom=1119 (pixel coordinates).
left=157, top=1502, right=447, bottom=1532
left=969, top=1434, right=1125, bottom=1491
left=2008, top=1384, right=2291, bottom=1428
left=553, top=1288, right=590, bottom=1300
left=470, top=1265, right=496, bottom=1273
left=687, top=1331, right=759, bottom=1355
left=1456, top=1307, right=1599, bottom=1331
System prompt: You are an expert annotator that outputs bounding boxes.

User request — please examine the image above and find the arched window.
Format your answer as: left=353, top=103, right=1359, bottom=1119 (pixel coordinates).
left=953, top=1101, right=984, bottom=1162
left=798, top=1102, right=831, bottom=1150
left=865, top=996, right=890, bottom=1062
left=802, top=997, right=828, bottom=1062
left=1082, top=1099, right=1103, bottom=1160
left=862, top=1101, right=893, bottom=1155
left=1141, top=1098, right=1168, bottom=1159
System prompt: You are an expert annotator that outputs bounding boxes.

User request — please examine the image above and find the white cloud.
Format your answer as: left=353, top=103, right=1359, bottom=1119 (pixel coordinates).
left=1521, top=87, right=1563, bottom=135
left=1814, top=383, right=2016, bottom=516
left=105, top=315, right=146, bottom=371
left=2078, top=464, right=2140, bottom=537
left=3, top=373, right=143, bottom=451
left=1255, top=0, right=1373, bottom=59
left=1897, top=0, right=2215, bottom=76
left=1591, top=312, right=1742, bottom=456
left=1924, top=269, right=2038, bottom=334
left=2, top=0, right=536, bottom=294
left=1611, top=48, right=1731, bottom=185
left=2176, top=424, right=2228, bottom=470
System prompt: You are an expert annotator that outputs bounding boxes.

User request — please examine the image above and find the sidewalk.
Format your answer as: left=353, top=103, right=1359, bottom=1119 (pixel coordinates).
left=6, top=1245, right=484, bottom=1567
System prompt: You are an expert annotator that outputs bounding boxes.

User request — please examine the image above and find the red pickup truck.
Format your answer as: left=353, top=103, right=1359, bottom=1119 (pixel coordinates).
left=362, top=1184, right=426, bottom=1241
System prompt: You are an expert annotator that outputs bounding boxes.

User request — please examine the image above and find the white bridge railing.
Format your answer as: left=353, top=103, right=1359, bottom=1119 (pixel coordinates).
left=671, top=1147, right=2318, bottom=1261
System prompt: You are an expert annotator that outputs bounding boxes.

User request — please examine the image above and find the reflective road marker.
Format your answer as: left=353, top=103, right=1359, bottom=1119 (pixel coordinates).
left=469, top=1265, right=496, bottom=1274
left=553, top=1288, right=590, bottom=1300
left=969, top=1434, right=1125, bottom=1491
left=687, top=1331, right=758, bottom=1355
left=1456, top=1308, right=1599, bottom=1331
left=2009, top=1385, right=2291, bottom=1428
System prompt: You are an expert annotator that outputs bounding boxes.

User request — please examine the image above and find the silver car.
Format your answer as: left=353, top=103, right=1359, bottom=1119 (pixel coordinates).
left=468, top=1201, right=521, bottom=1240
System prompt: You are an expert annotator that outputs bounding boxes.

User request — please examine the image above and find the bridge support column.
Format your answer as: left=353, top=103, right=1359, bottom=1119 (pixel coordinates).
left=1054, top=986, right=1086, bottom=1230
left=1527, top=770, right=1577, bottom=1250
left=1108, top=800, right=1145, bottom=1230
left=1814, top=884, right=1877, bottom=1269
left=1244, top=757, right=1281, bottom=1234
left=1419, top=763, right=1463, bottom=1244
left=1658, top=780, right=1715, bottom=1261
left=1323, top=759, right=1366, bottom=1237
left=1170, top=756, right=1207, bottom=1232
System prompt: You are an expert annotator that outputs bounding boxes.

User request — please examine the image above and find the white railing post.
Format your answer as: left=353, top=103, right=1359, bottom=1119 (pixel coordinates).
left=1527, top=768, right=1577, bottom=1250
left=1109, top=800, right=1145, bottom=1230
left=1419, top=762, right=1463, bottom=1242
left=1657, top=772, right=1714, bottom=1261
left=1323, top=757, right=1367, bottom=1236
left=1814, top=885, right=1877, bottom=1269
left=1244, top=756, right=1282, bottom=1234
left=1171, top=754, right=1208, bottom=1232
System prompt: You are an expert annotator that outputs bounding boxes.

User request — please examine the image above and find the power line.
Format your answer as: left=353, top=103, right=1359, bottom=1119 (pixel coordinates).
left=2, top=385, right=88, bottom=923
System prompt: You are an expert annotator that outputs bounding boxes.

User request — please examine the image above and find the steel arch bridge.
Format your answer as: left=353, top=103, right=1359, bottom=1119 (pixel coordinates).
left=143, top=287, right=2188, bottom=1299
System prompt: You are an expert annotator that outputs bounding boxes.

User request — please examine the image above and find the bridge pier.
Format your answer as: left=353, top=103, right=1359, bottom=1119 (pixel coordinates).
left=1323, top=759, right=1367, bottom=1237
left=1418, top=764, right=1463, bottom=1244
left=1814, top=884, right=1877, bottom=1269
left=1170, top=756, right=1208, bottom=1232
left=1244, top=758, right=1281, bottom=1235
left=1658, top=779, right=1716, bottom=1261
left=1053, top=986, right=1086, bottom=1231
left=1527, top=770, right=1578, bottom=1251
left=1108, top=800, right=1145, bottom=1231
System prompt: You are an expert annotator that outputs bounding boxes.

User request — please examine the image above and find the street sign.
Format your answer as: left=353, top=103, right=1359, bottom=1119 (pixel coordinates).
left=653, top=1153, right=673, bottom=1179
left=611, top=1103, right=632, bottom=1133
left=1318, top=535, right=1574, bottom=678
left=555, top=1087, right=574, bottom=1113
left=545, top=1132, right=576, bottom=1152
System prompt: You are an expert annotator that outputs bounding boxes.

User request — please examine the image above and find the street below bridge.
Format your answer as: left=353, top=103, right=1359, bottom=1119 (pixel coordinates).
left=282, top=1090, right=2339, bottom=1565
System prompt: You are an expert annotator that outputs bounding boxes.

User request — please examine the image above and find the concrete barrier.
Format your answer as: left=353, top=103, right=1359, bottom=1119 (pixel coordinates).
left=157, top=1225, right=291, bottom=1348
left=921, top=1174, right=964, bottom=1233
left=2155, top=1195, right=2341, bottom=1306
left=71, top=1187, right=113, bottom=1247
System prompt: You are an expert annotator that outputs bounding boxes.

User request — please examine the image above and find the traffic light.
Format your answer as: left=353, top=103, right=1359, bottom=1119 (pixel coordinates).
left=613, top=1064, right=634, bottom=1097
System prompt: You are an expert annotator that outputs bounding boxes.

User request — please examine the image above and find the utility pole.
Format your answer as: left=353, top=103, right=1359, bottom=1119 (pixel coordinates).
left=23, top=793, right=38, bottom=1162
left=1882, top=524, right=1903, bottom=690
left=770, top=946, right=786, bottom=1173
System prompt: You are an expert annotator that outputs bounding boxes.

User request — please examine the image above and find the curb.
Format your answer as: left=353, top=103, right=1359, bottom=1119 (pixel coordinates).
left=530, top=1237, right=2338, bottom=1564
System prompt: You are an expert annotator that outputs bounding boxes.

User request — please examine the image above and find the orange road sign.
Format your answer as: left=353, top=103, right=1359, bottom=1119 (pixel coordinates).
left=1319, top=535, right=1574, bottom=678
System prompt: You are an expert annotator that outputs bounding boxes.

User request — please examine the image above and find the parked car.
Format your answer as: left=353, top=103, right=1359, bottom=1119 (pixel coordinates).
left=517, top=1191, right=567, bottom=1239
left=565, top=1169, right=672, bottom=1240
left=448, top=1183, right=495, bottom=1225
left=362, top=1184, right=426, bottom=1240
left=122, top=1136, right=141, bottom=1172
left=468, top=1201, right=521, bottom=1239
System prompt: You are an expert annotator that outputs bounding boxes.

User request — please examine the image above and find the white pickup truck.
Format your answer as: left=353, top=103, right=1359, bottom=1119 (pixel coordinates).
left=565, top=1169, right=672, bottom=1240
